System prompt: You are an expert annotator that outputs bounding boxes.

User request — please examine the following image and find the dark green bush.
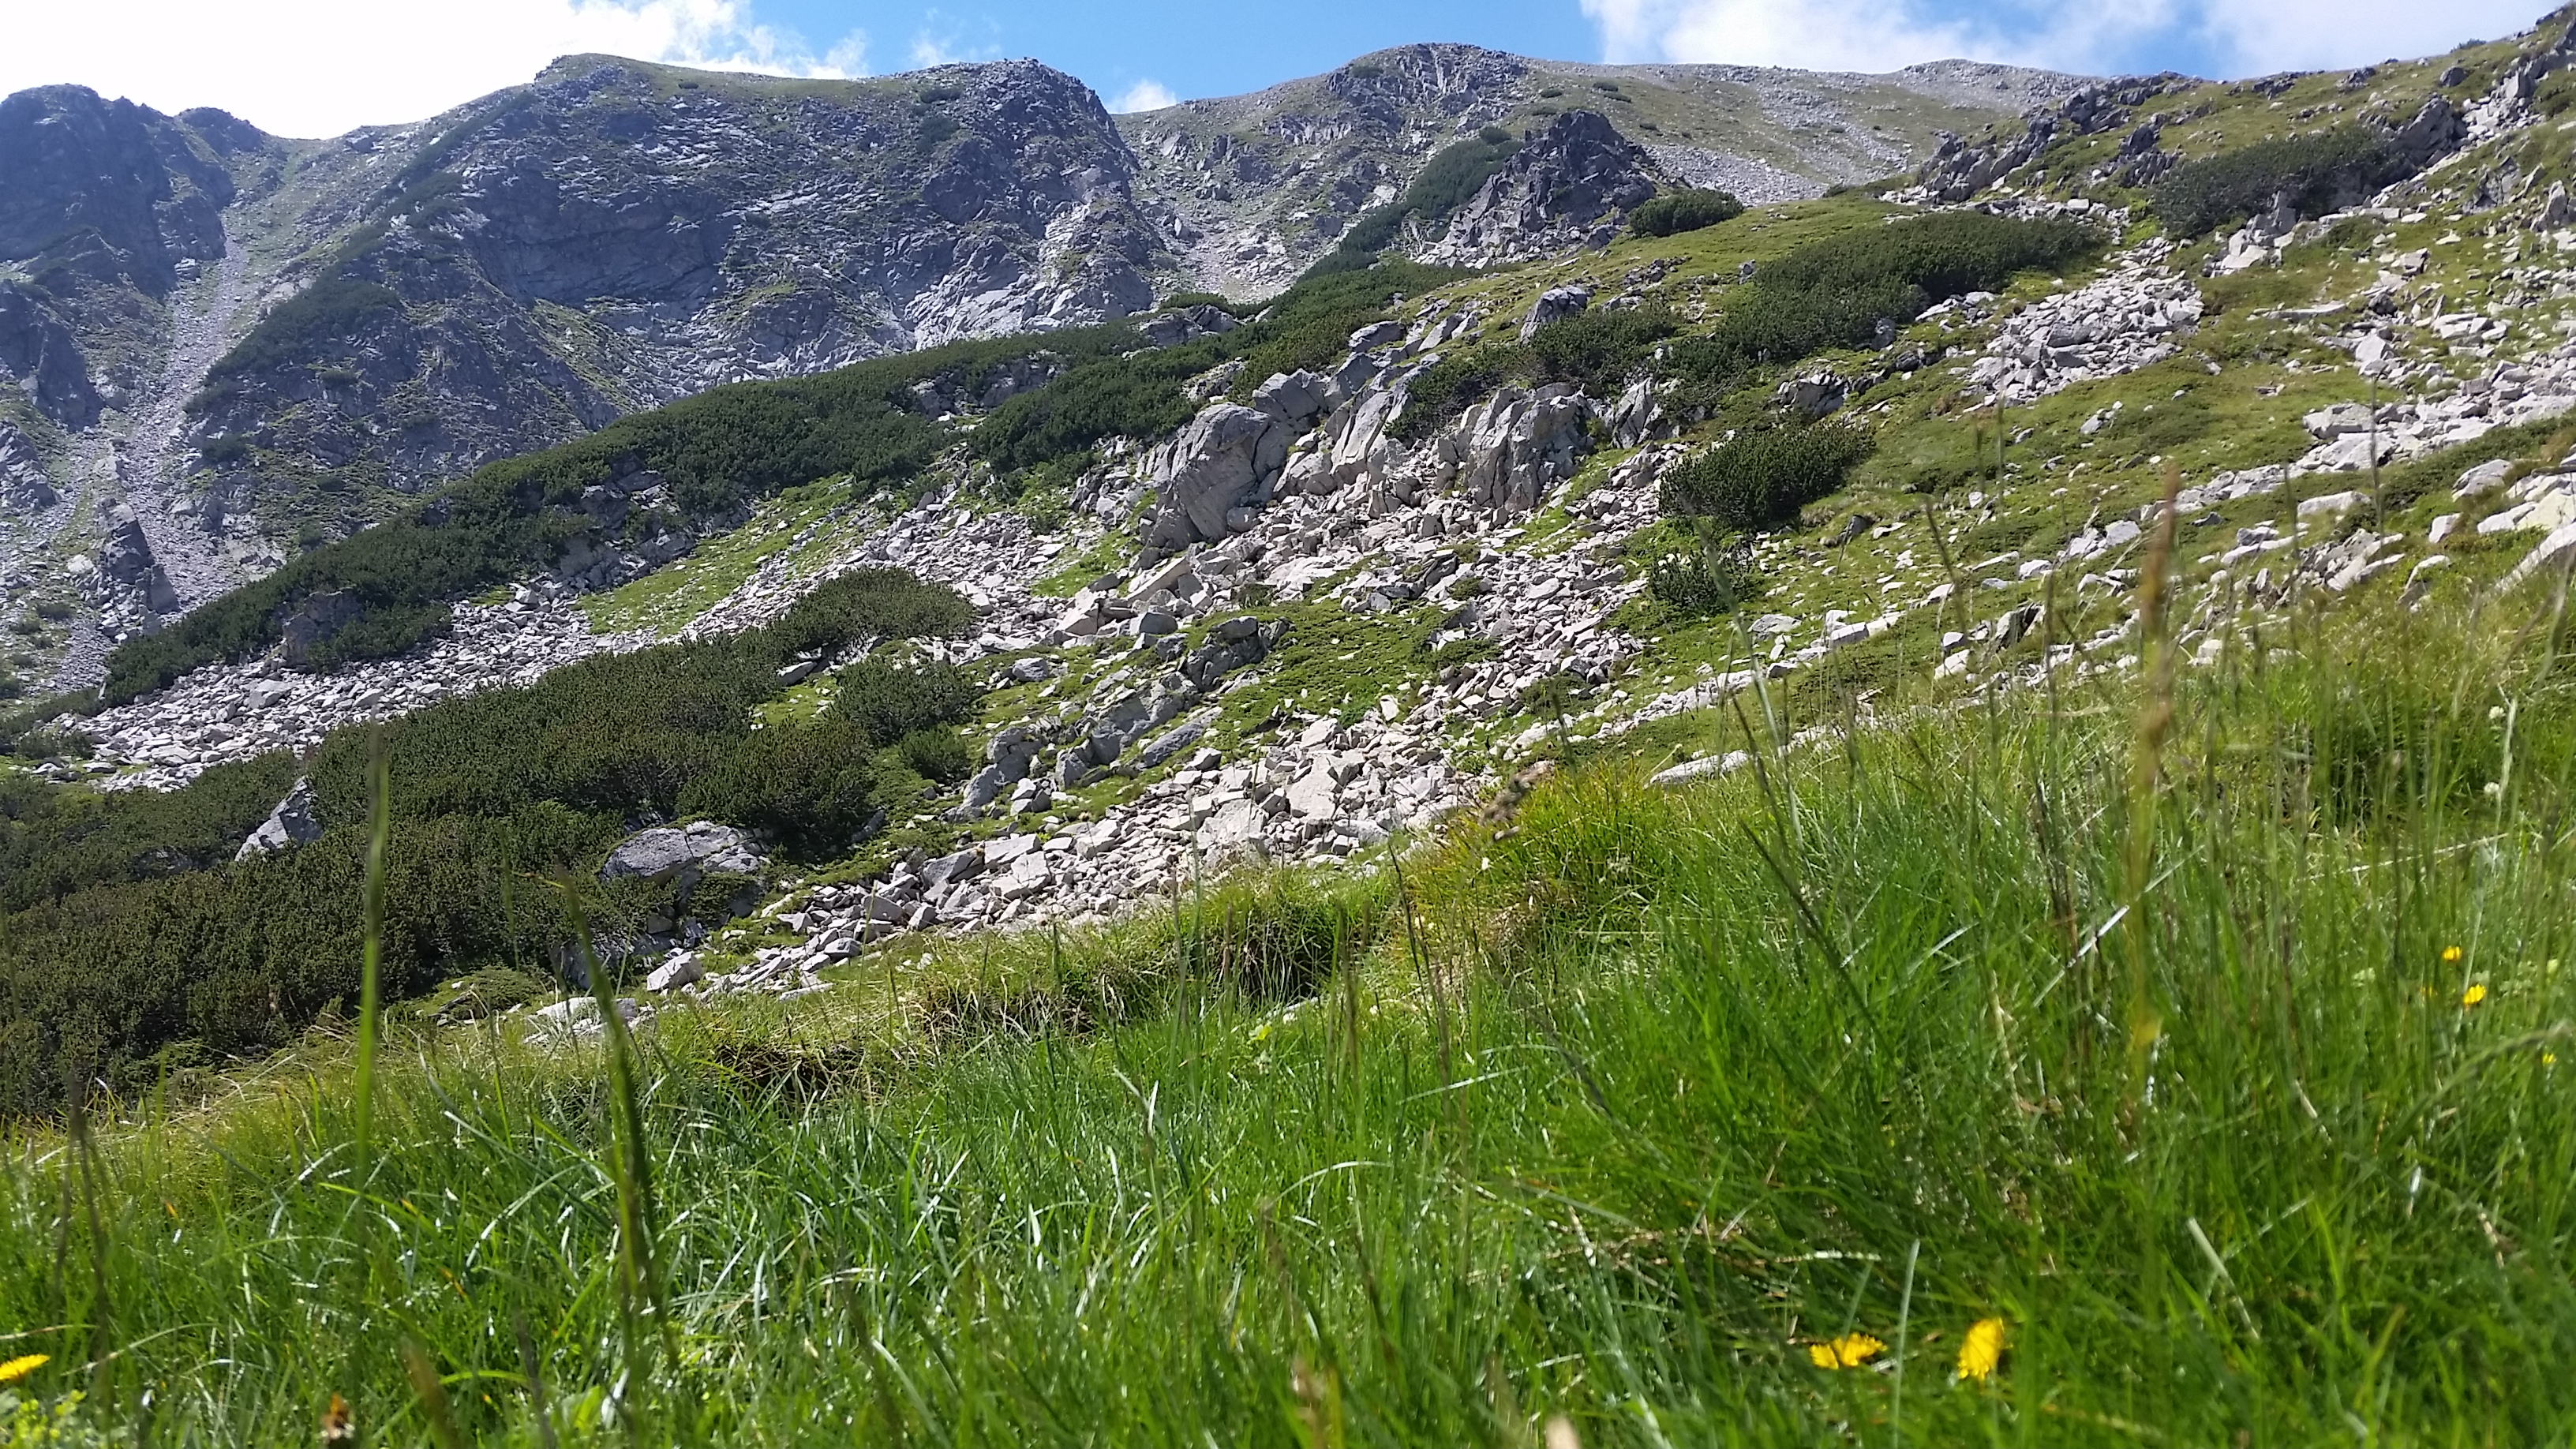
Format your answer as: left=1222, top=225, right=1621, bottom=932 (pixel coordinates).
left=830, top=657, right=982, bottom=744
left=0, top=753, right=302, bottom=914
left=1631, top=188, right=1745, bottom=238
left=0, top=568, right=979, bottom=1112
left=2150, top=125, right=2413, bottom=238
left=1224, top=260, right=1472, bottom=396
left=1395, top=302, right=1676, bottom=441
left=896, top=726, right=975, bottom=784
left=1646, top=523, right=1763, bottom=617
left=1661, top=422, right=1877, bottom=531
left=678, top=714, right=885, bottom=856
left=302, top=601, right=455, bottom=669
left=1526, top=301, right=1676, bottom=395
left=205, top=278, right=402, bottom=380
left=1665, top=212, right=2099, bottom=397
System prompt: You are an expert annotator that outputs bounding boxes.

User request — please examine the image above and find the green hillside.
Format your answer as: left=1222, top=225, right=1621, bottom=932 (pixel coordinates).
left=12, top=17, right=2576, bottom=1440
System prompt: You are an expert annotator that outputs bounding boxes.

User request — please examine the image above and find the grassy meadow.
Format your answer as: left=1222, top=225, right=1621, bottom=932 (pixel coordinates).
left=4, top=559, right=2574, bottom=1445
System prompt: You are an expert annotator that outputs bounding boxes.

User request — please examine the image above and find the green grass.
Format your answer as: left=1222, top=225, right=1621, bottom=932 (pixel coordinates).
left=578, top=478, right=856, bottom=637
left=8, top=565, right=2576, bottom=1443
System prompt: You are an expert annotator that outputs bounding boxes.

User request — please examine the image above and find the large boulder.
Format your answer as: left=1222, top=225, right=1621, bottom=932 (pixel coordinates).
left=0, top=421, right=57, bottom=510
left=1518, top=284, right=1592, bottom=342
left=1138, top=371, right=1337, bottom=548
left=2386, top=95, right=2463, bottom=167
left=1141, top=402, right=1286, bottom=548
left=95, top=504, right=156, bottom=582
left=1443, top=384, right=1597, bottom=520
left=234, top=777, right=323, bottom=861
left=1607, top=376, right=1670, bottom=447
left=276, top=589, right=363, bottom=666
left=601, top=821, right=766, bottom=886
left=1251, top=369, right=1330, bottom=428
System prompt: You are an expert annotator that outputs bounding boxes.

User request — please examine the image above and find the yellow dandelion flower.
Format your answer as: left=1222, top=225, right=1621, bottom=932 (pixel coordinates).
left=2442, top=945, right=2464, bottom=964
left=1807, top=1333, right=1885, bottom=1368
left=0, top=1354, right=48, bottom=1386
left=2462, top=983, right=2488, bottom=1008
left=1956, top=1318, right=2006, bottom=1383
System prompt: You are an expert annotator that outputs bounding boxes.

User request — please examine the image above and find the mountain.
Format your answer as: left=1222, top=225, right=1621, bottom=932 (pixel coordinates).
left=1115, top=45, right=2080, bottom=295
left=0, top=47, right=2057, bottom=687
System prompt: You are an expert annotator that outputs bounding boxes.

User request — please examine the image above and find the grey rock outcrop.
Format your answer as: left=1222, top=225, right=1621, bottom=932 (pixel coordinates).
left=1518, top=285, right=1592, bottom=342
left=235, top=777, right=324, bottom=861
left=93, top=503, right=180, bottom=613
left=276, top=590, right=364, bottom=668
left=1424, top=111, right=1662, bottom=267
left=1914, top=75, right=2188, bottom=202
left=0, top=421, right=57, bottom=510
left=601, top=821, right=767, bottom=886
left=1439, top=384, right=1596, bottom=520
left=1143, top=402, right=1282, bottom=548
left=1140, top=372, right=1331, bottom=548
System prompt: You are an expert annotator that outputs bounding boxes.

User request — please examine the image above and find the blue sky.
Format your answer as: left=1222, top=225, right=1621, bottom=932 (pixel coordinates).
left=758, top=0, right=1600, bottom=109
left=0, top=0, right=2556, bottom=137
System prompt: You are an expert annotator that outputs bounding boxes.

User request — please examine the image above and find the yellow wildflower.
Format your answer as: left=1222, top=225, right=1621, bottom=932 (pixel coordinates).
left=1807, top=1333, right=1885, bottom=1369
left=1956, top=1318, right=2006, bottom=1383
left=2462, top=983, right=2488, bottom=1008
left=0, top=1354, right=47, bottom=1386
left=2442, top=945, right=2464, bottom=964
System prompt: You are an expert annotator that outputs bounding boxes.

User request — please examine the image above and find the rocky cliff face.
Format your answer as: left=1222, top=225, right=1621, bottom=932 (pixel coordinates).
left=182, top=56, right=1163, bottom=526
left=0, top=84, right=253, bottom=434
left=1421, top=110, right=1666, bottom=266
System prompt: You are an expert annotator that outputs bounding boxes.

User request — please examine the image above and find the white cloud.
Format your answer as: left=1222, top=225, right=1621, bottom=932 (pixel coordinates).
left=1580, top=0, right=2540, bottom=78
left=0, top=0, right=869, bottom=138
left=2191, top=0, right=2540, bottom=75
left=908, top=12, right=1004, bottom=71
left=1110, top=79, right=1179, bottom=113
left=1579, top=0, right=2171, bottom=75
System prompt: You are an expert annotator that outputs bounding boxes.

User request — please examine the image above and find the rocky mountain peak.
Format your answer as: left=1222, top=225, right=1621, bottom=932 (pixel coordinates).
left=0, top=84, right=241, bottom=297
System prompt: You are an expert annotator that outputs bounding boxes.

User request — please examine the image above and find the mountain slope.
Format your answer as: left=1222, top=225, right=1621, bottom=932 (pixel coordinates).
left=0, top=47, right=2053, bottom=687
left=1116, top=45, right=2080, bottom=296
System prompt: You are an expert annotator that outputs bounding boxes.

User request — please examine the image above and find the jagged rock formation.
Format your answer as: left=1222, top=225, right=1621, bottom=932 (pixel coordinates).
left=1422, top=111, right=1663, bottom=265
left=234, top=776, right=320, bottom=860
left=0, top=421, right=55, bottom=508
left=1912, top=75, right=2196, bottom=203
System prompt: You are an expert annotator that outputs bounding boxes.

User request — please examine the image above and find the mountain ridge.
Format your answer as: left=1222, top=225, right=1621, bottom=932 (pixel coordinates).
left=0, top=43, right=2060, bottom=686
